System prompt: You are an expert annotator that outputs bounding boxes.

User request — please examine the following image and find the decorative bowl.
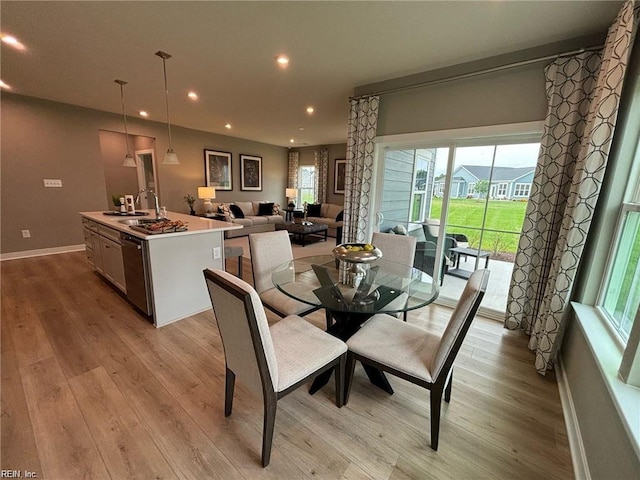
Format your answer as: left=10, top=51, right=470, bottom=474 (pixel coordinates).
left=332, top=243, right=383, bottom=263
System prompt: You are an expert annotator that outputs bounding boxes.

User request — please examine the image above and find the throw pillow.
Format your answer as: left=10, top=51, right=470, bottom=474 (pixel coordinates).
left=272, top=203, right=281, bottom=215
left=229, top=204, right=244, bottom=219
left=258, top=202, right=274, bottom=216
left=306, top=203, right=322, bottom=217
left=219, top=203, right=233, bottom=219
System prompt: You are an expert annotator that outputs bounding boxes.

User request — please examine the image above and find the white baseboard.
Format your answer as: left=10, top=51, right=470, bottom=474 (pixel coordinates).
left=557, top=356, right=591, bottom=480
left=1, top=244, right=86, bottom=261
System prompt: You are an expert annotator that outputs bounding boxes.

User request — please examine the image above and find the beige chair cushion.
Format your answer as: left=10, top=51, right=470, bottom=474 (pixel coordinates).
left=347, top=315, right=440, bottom=382
left=249, top=231, right=293, bottom=294
left=270, top=315, right=347, bottom=391
left=260, top=288, right=316, bottom=316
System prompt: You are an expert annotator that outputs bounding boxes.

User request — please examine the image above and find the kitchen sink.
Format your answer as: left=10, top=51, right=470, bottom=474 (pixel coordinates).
left=118, top=218, right=167, bottom=226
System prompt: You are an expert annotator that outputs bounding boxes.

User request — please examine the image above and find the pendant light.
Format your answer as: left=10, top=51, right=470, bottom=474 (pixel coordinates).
left=115, top=79, right=136, bottom=167
left=155, top=50, right=179, bottom=165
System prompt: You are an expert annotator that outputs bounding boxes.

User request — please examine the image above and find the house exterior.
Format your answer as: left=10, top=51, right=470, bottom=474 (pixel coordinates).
left=434, top=165, right=535, bottom=199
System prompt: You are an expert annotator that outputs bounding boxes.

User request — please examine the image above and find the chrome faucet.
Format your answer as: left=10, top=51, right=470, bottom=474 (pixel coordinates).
left=136, top=189, right=160, bottom=219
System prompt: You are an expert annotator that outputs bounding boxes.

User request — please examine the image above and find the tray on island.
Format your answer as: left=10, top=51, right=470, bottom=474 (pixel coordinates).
left=129, top=220, right=188, bottom=235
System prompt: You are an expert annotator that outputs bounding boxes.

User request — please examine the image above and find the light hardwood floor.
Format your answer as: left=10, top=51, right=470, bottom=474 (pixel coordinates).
left=1, top=251, right=574, bottom=479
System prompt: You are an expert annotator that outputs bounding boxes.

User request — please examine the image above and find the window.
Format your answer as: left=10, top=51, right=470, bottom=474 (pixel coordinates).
left=496, top=183, right=508, bottom=197
left=601, top=205, right=640, bottom=341
left=514, top=183, right=531, bottom=197
left=467, top=182, right=476, bottom=196
left=298, top=166, right=316, bottom=205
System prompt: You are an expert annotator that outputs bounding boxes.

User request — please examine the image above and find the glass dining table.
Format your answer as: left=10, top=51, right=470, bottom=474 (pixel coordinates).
left=272, top=254, right=439, bottom=395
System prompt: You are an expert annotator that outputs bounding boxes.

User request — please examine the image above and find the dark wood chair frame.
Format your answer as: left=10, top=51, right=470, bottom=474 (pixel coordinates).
left=343, top=271, right=488, bottom=451
left=204, top=269, right=346, bottom=467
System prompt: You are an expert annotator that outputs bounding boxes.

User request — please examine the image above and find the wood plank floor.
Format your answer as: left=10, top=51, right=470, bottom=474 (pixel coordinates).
left=1, top=251, right=574, bottom=479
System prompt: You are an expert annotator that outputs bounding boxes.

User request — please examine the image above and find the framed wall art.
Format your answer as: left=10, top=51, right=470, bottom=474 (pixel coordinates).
left=240, top=154, right=262, bottom=191
left=334, top=159, right=346, bottom=194
left=204, top=149, right=233, bottom=190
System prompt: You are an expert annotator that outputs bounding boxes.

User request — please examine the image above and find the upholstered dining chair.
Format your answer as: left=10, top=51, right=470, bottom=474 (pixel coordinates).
left=344, top=269, right=489, bottom=450
left=203, top=268, right=347, bottom=467
left=371, top=232, right=417, bottom=322
left=249, top=230, right=320, bottom=318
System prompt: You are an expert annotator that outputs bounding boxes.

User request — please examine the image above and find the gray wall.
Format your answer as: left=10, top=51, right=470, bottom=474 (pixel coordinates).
left=1, top=93, right=289, bottom=254
left=376, top=62, right=548, bottom=137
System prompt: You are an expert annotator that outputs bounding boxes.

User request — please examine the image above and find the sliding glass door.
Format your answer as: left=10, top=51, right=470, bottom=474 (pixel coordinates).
left=378, top=134, right=540, bottom=315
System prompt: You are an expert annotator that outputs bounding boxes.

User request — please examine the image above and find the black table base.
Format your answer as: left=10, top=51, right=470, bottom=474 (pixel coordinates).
left=309, top=311, right=394, bottom=395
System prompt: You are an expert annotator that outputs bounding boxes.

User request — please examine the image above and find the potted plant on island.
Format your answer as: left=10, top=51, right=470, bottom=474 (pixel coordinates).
left=184, top=194, right=196, bottom=215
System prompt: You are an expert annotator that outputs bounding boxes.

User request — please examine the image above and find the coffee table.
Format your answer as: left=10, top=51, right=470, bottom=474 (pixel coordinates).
left=275, top=221, right=328, bottom=246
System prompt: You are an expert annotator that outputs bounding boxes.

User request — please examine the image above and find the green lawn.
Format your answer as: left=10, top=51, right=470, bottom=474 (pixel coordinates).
left=429, top=198, right=528, bottom=256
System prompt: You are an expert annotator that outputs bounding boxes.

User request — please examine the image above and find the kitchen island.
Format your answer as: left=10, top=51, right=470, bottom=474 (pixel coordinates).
left=80, top=210, right=242, bottom=327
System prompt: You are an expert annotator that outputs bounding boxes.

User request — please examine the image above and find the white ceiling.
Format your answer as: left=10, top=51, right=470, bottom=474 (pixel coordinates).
left=1, top=1, right=622, bottom=147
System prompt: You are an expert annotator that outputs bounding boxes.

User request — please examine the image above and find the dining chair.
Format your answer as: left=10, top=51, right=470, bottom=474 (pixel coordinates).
left=249, top=230, right=321, bottom=319
left=203, top=268, right=347, bottom=467
left=371, top=232, right=417, bottom=321
left=343, top=269, right=490, bottom=450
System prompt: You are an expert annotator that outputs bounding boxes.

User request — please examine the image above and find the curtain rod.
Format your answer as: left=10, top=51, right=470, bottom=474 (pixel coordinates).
left=351, top=44, right=603, bottom=101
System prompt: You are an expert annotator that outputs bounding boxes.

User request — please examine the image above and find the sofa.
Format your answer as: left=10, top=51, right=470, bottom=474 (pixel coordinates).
left=212, top=201, right=284, bottom=238
left=305, top=203, right=344, bottom=239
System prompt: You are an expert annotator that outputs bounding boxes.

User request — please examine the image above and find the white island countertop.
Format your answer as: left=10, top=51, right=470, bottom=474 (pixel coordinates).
left=79, top=210, right=242, bottom=239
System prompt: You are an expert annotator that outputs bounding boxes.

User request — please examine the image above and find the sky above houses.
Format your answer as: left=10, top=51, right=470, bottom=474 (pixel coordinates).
left=433, top=143, right=540, bottom=176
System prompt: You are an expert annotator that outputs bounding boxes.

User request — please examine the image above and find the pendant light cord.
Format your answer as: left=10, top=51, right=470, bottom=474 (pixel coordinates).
left=161, top=57, right=173, bottom=149
left=116, top=80, right=132, bottom=156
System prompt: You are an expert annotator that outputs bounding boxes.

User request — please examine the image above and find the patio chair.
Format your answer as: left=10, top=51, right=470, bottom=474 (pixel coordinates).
left=203, top=268, right=347, bottom=466
left=344, top=269, right=489, bottom=450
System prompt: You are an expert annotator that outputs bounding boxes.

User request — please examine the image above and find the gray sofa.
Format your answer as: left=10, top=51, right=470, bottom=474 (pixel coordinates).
left=212, top=201, right=284, bottom=238
left=305, top=203, right=344, bottom=238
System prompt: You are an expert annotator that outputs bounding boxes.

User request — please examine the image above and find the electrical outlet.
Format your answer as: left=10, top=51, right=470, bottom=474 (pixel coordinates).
left=213, top=247, right=221, bottom=260
left=21, top=229, right=31, bottom=238
left=43, top=179, right=63, bottom=187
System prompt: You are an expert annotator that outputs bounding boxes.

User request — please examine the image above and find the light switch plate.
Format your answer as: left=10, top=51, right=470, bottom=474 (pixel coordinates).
left=44, top=179, right=63, bottom=187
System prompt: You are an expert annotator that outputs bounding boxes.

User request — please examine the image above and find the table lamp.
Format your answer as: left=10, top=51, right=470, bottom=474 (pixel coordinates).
left=286, top=188, right=298, bottom=208
left=198, top=186, right=216, bottom=214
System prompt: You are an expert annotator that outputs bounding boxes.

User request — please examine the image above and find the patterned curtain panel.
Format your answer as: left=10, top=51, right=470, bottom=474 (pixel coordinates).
left=314, top=147, right=329, bottom=203
left=505, top=0, right=639, bottom=375
left=343, top=96, right=380, bottom=243
left=288, top=151, right=299, bottom=189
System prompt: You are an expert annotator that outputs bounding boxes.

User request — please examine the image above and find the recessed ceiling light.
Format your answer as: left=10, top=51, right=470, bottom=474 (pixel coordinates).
left=275, top=55, right=289, bottom=68
left=297, top=127, right=305, bottom=131
left=306, top=106, right=315, bottom=114
left=1, top=34, right=26, bottom=50
left=187, top=91, right=198, bottom=100
left=139, top=110, right=149, bottom=117
left=289, top=138, right=295, bottom=143
left=0, top=80, right=11, bottom=90
left=224, top=123, right=232, bottom=129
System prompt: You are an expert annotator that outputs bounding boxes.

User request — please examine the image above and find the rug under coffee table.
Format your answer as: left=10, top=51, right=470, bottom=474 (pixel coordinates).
left=276, top=222, right=328, bottom=246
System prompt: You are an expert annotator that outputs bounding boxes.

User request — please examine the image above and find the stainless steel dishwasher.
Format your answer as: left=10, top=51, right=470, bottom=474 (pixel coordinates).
left=120, top=233, right=153, bottom=317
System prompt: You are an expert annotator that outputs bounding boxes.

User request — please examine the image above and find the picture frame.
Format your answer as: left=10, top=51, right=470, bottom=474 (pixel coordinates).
left=334, top=159, right=346, bottom=194
left=240, top=154, right=262, bottom=191
left=204, top=149, right=233, bottom=190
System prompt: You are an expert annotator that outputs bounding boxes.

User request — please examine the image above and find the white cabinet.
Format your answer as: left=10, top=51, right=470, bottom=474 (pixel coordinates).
left=100, top=235, right=126, bottom=292
left=82, top=219, right=125, bottom=293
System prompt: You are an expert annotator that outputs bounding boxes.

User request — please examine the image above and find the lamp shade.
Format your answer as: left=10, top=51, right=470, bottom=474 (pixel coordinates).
left=198, top=186, right=216, bottom=200
left=286, top=188, right=298, bottom=198
left=123, top=153, right=137, bottom=168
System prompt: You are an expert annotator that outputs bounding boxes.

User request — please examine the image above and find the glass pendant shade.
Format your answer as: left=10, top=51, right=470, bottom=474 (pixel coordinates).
left=156, top=50, right=180, bottom=165
left=164, top=148, right=179, bottom=165
left=123, top=153, right=137, bottom=168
